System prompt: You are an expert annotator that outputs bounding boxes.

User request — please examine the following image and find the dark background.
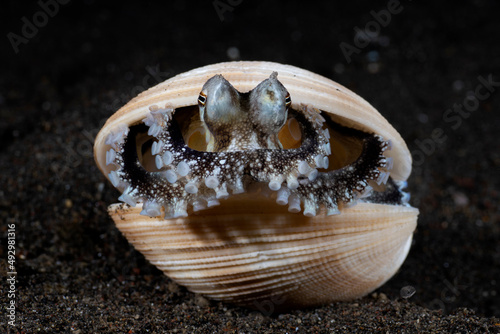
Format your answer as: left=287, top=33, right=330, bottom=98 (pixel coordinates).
left=1, top=0, right=499, bottom=332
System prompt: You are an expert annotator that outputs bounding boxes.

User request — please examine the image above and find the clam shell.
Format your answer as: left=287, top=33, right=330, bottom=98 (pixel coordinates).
left=94, top=61, right=419, bottom=310
left=109, top=197, right=418, bottom=309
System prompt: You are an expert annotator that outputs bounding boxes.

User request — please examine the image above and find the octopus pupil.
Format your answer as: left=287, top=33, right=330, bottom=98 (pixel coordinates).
left=198, top=95, right=206, bottom=105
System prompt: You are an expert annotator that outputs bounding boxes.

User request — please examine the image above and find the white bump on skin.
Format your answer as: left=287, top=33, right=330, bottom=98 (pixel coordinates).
left=268, top=176, right=283, bottom=191
left=148, top=124, right=161, bottom=137
left=298, top=161, right=311, bottom=175
left=307, top=169, right=318, bottom=181
left=177, top=161, right=190, bottom=177
left=141, top=201, right=162, bottom=217
left=165, top=170, right=177, bottom=183
left=192, top=200, right=205, bottom=212
left=276, top=188, right=290, bottom=205
left=355, top=180, right=367, bottom=191
left=108, top=171, right=120, bottom=187
left=118, top=187, right=137, bottom=207
left=216, top=184, right=229, bottom=199
left=286, top=175, right=299, bottom=190
left=303, top=201, right=316, bottom=217
left=105, top=125, right=129, bottom=147
left=151, top=141, right=159, bottom=155
left=314, top=154, right=324, bottom=167
left=322, top=156, right=329, bottom=169
left=205, top=175, right=219, bottom=189
left=288, top=195, right=301, bottom=213
left=323, top=143, right=331, bottom=155
left=173, top=201, right=188, bottom=218
left=152, top=140, right=164, bottom=155
left=359, top=185, right=373, bottom=198
left=327, top=204, right=340, bottom=216
left=155, top=155, right=163, bottom=169
left=385, top=157, right=394, bottom=170
left=162, top=151, right=173, bottom=165
left=207, top=199, right=220, bottom=207
left=185, top=181, right=198, bottom=194
left=232, top=178, right=245, bottom=194
left=344, top=199, right=358, bottom=208
left=106, top=149, right=116, bottom=165
left=174, top=209, right=188, bottom=218
left=376, top=171, right=390, bottom=185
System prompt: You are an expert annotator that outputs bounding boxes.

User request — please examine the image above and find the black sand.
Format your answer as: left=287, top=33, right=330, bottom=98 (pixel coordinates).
left=1, top=1, right=499, bottom=333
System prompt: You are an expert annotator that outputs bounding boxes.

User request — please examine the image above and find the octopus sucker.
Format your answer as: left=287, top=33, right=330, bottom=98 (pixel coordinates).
left=94, top=61, right=418, bottom=309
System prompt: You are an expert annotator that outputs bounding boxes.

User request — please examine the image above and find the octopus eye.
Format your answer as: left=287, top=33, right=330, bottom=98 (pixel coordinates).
left=198, top=92, right=207, bottom=106
left=285, top=93, right=291, bottom=108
